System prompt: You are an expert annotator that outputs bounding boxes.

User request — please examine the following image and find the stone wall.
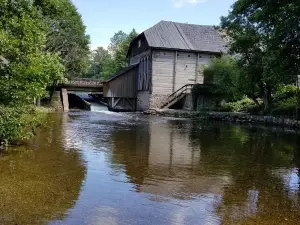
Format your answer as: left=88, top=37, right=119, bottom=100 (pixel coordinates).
left=49, top=90, right=69, bottom=112
left=149, top=94, right=170, bottom=109
left=50, top=91, right=63, bottom=112
left=61, top=88, right=69, bottom=112
left=183, top=94, right=193, bottom=110
left=144, top=110, right=300, bottom=129
left=137, top=91, right=150, bottom=111
left=207, top=112, right=300, bottom=128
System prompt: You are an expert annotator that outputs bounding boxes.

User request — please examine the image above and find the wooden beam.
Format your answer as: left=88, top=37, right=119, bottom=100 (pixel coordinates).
left=173, top=51, right=178, bottom=92
left=125, top=98, right=134, bottom=109
left=113, top=97, right=121, bottom=108
left=195, top=53, right=199, bottom=83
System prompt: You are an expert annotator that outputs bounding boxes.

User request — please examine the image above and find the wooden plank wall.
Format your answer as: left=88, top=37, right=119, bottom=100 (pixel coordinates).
left=129, top=49, right=151, bottom=66
left=152, top=50, right=175, bottom=94
left=152, top=49, right=213, bottom=94
left=175, top=52, right=197, bottom=90
left=138, top=54, right=152, bottom=91
left=103, top=67, right=138, bottom=98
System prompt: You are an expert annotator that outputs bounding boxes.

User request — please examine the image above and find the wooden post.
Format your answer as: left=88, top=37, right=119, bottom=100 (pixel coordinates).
left=173, top=51, right=178, bottom=92
left=195, top=53, right=199, bottom=84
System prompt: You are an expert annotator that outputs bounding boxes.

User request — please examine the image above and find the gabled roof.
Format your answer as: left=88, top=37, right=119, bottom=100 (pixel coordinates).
left=130, top=21, right=227, bottom=54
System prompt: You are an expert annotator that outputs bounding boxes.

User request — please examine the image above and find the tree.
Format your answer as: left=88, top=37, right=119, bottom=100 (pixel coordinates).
left=207, top=56, right=242, bottom=102
left=33, top=0, right=90, bottom=78
left=85, top=29, right=138, bottom=80
left=221, top=0, right=298, bottom=112
left=110, top=29, right=138, bottom=73
left=86, top=47, right=110, bottom=78
left=0, top=0, right=64, bottom=143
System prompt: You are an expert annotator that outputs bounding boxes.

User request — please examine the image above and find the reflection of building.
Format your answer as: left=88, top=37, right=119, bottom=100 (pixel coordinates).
left=110, top=120, right=300, bottom=224
left=110, top=120, right=232, bottom=225
left=110, top=120, right=233, bottom=200
left=141, top=122, right=232, bottom=200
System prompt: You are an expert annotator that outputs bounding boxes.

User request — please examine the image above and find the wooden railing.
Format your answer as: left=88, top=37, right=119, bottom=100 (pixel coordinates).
left=160, top=84, right=194, bottom=109
left=62, top=78, right=103, bottom=86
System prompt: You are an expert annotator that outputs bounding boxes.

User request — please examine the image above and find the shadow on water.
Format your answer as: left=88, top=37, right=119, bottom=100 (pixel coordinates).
left=0, top=114, right=86, bottom=225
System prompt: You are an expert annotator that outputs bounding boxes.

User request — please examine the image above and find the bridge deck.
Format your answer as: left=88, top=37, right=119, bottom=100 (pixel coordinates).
left=57, top=78, right=104, bottom=92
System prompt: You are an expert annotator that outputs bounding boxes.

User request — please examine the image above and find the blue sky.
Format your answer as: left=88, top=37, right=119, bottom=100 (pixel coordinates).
left=72, top=0, right=236, bottom=50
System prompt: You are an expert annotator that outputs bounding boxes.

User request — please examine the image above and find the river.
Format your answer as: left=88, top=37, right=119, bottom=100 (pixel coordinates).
left=1, top=104, right=300, bottom=225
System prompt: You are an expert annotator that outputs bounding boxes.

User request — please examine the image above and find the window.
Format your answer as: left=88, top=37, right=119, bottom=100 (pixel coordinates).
left=138, top=40, right=141, bottom=48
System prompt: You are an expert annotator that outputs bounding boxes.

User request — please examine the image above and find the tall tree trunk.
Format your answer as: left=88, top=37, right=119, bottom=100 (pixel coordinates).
left=250, top=95, right=260, bottom=108
left=296, top=74, right=300, bottom=120
left=261, top=86, right=272, bottom=113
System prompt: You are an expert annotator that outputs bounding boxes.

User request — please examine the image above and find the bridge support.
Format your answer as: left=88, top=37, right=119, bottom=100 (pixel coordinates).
left=49, top=89, right=69, bottom=112
left=61, top=88, right=69, bottom=112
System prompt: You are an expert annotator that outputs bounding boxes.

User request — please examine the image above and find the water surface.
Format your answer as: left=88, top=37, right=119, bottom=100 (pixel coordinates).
left=2, top=105, right=300, bottom=225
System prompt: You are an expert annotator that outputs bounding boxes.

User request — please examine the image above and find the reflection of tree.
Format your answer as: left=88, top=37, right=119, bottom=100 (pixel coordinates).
left=191, top=122, right=300, bottom=224
left=0, top=114, right=86, bottom=225
left=110, top=125, right=150, bottom=189
left=109, top=119, right=300, bottom=223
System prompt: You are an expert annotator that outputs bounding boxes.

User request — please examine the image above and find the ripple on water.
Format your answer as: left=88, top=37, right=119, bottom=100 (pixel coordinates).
left=3, top=112, right=300, bottom=225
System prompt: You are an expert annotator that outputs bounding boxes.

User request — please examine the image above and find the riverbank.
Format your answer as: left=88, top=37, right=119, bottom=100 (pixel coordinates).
left=144, top=109, right=300, bottom=128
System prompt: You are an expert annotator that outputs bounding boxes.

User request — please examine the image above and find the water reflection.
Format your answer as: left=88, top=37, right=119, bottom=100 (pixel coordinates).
left=1, top=114, right=86, bottom=225
left=109, top=119, right=300, bottom=225
left=3, top=112, right=300, bottom=225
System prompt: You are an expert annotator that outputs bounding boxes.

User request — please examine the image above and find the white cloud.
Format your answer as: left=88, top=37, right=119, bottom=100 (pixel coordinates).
left=172, top=0, right=208, bottom=8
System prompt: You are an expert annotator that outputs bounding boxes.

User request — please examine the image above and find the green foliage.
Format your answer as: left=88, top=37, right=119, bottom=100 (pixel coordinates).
left=34, top=0, right=90, bottom=78
left=0, top=106, right=46, bottom=143
left=0, top=0, right=65, bottom=106
left=85, top=47, right=110, bottom=78
left=203, top=66, right=214, bottom=84
left=274, top=85, right=297, bottom=103
left=217, top=98, right=260, bottom=113
left=85, top=29, right=138, bottom=80
left=207, top=56, right=242, bottom=101
left=221, top=0, right=298, bottom=112
left=215, top=85, right=298, bottom=116
left=271, top=86, right=297, bottom=116
left=0, top=0, right=65, bottom=144
left=271, top=97, right=297, bottom=117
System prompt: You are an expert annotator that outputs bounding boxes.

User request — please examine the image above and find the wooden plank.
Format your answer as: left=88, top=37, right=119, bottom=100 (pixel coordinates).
left=173, top=50, right=177, bottom=92
left=113, top=98, right=121, bottom=108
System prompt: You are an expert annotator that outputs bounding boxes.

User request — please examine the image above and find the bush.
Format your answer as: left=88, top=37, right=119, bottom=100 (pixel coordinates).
left=0, top=106, right=46, bottom=145
left=203, top=67, right=215, bottom=84
left=274, top=85, right=297, bottom=103
left=217, top=97, right=260, bottom=113
left=271, top=97, right=297, bottom=117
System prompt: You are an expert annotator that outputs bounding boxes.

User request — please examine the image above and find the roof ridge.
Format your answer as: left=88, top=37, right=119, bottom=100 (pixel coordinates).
left=162, top=20, right=216, bottom=27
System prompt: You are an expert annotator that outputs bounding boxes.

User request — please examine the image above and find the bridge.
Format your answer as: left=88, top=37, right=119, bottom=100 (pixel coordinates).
left=49, top=78, right=105, bottom=112
left=58, top=78, right=103, bottom=93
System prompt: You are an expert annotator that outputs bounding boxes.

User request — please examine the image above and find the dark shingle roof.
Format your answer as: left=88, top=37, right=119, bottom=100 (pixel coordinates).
left=142, top=21, right=227, bottom=53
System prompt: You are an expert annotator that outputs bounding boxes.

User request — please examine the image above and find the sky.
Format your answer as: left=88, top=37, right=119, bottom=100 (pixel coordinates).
left=72, top=0, right=236, bottom=50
